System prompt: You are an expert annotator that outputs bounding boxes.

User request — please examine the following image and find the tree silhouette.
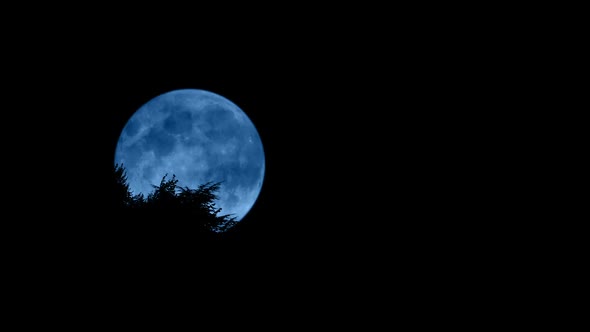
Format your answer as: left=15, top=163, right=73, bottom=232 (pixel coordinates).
left=113, top=163, right=237, bottom=233
left=147, top=174, right=180, bottom=209
left=112, top=163, right=133, bottom=208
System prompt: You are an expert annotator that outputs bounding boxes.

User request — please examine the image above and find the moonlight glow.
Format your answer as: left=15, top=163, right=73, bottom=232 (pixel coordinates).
left=114, top=89, right=265, bottom=224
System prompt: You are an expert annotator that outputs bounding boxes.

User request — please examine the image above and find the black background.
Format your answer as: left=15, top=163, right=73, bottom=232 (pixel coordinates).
left=14, top=28, right=487, bottom=257
left=2, top=7, right=539, bottom=323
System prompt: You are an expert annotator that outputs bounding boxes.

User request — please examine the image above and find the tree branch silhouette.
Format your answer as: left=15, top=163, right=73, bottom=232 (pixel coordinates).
left=113, top=163, right=237, bottom=233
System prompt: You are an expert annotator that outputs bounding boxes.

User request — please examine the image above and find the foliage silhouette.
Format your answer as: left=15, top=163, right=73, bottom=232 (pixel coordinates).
left=113, top=163, right=238, bottom=233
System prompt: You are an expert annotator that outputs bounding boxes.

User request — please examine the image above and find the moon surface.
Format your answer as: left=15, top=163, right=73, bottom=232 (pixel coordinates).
left=114, top=89, right=265, bottom=225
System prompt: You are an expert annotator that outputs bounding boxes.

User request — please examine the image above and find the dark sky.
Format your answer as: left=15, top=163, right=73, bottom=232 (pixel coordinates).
left=99, top=56, right=351, bottom=242
left=5, top=10, right=522, bottom=317
left=66, top=49, right=392, bottom=248
left=92, top=52, right=438, bottom=247
left=17, top=24, right=499, bottom=268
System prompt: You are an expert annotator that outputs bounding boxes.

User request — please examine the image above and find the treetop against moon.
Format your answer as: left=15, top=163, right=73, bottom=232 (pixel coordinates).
left=115, top=89, right=265, bottom=223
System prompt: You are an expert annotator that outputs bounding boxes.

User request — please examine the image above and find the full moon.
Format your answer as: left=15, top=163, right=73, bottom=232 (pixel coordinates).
left=114, top=89, right=265, bottom=225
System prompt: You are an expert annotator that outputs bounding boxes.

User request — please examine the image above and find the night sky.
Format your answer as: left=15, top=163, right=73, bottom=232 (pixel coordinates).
left=2, top=9, right=524, bottom=321
left=100, top=58, right=427, bottom=247
left=74, top=53, right=384, bottom=250
left=20, top=26, right=494, bottom=269
left=103, top=59, right=342, bottom=244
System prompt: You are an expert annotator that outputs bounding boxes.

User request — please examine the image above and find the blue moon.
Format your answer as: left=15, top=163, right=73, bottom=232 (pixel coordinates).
left=114, top=89, right=265, bottom=225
